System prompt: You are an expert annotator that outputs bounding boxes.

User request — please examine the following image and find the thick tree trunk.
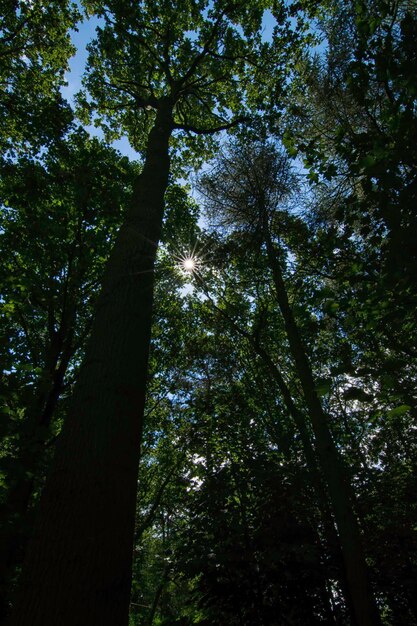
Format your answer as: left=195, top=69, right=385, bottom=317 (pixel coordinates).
left=265, top=234, right=381, bottom=626
left=9, top=103, right=174, bottom=626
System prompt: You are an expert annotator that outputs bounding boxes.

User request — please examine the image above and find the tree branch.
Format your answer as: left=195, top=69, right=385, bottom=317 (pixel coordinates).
left=105, top=80, right=158, bottom=109
left=173, top=116, right=248, bottom=135
left=177, top=10, right=227, bottom=88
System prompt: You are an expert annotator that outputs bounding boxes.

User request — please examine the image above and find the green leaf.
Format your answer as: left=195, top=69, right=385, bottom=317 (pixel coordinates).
left=316, top=379, right=332, bottom=397
left=387, top=405, right=411, bottom=418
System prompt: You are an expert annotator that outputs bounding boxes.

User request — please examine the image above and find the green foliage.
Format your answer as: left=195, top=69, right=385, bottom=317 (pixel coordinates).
left=0, top=127, right=135, bottom=514
left=0, top=0, right=80, bottom=154
left=284, top=0, right=417, bottom=287
left=77, top=0, right=296, bottom=161
left=2, top=1, right=417, bottom=624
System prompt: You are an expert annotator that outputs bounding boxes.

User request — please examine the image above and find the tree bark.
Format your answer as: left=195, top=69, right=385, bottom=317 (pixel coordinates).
left=264, top=233, right=381, bottom=626
left=9, top=101, right=174, bottom=626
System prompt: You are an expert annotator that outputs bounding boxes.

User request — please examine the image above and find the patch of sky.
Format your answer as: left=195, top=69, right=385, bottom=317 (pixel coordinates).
left=61, top=15, right=102, bottom=104
left=61, top=13, right=139, bottom=160
left=261, top=9, right=275, bottom=42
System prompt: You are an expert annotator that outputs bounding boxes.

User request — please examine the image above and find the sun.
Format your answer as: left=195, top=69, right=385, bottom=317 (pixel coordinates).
left=182, top=257, right=196, bottom=272
left=174, top=244, right=208, bottom=278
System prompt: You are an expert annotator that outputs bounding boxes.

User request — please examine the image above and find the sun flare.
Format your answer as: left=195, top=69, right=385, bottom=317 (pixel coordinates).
left=182, top=257, right=196, bottom=272
left=174, top=244, right=208, bottom=278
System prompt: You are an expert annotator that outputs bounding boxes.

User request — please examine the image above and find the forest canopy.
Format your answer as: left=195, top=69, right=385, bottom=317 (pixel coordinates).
left=0, top=1, right=416, bottom=625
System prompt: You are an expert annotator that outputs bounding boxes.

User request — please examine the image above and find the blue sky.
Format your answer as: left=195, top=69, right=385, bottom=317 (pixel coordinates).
left=61, top=14, right=136, bottom=158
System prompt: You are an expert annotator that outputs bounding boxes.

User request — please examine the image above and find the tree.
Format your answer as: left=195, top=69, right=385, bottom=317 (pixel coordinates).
left=281, top=2, right=417, bottom=617
left=283, top=0, right=417, bottom=331
left=0, top=0, right=79, bottom=155
left=199, top=139, right=381, bottom=625
left=10, top=2, right=290, bottom=623
left=5, top=1, right=415, bottom=624
left=0, top=128, right=135, bottom=619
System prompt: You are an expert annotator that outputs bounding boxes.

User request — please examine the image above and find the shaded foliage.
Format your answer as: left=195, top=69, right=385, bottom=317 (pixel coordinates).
left=1, top=0, right=416, bottom=625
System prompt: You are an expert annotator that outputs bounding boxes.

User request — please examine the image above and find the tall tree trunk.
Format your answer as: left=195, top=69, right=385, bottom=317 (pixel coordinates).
left=196, top=284, right=352, bottom=617
left=146, top=564, right=169, bottom=626
left=251, top=341, right=353, bottom=612
left=264, top=233, right=381, bottom=626
left=9, top=102, right=174, bottom=626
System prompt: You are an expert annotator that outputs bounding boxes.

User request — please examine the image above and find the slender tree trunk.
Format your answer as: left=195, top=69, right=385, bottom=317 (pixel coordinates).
left=146, top=564, right=169, bottom=626
left=0, top=320, right=75, bottom=623
left=250, top=341, right=354, bottom=618
left=264, top=233, right=381, bottom=626
left=9, top=102, right=174, bottom=626
left=198, top=289, right=352, bottom=619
